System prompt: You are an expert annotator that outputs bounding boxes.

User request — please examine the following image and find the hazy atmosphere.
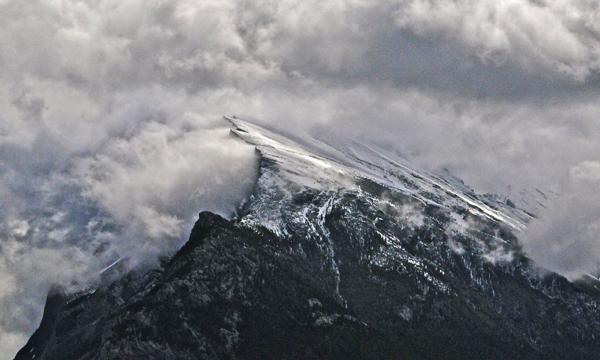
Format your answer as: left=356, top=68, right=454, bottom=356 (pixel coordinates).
left=2, top=0, right=600, bottom=356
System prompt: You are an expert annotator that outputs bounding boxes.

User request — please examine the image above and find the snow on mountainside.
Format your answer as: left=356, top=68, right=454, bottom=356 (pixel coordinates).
left=225, top=115, right=531, bottom=232
left=16, top=115, right=600, bottom=360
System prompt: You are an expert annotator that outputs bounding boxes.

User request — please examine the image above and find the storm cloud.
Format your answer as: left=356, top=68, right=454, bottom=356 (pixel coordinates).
left=1, top=0, right=600, bottom=357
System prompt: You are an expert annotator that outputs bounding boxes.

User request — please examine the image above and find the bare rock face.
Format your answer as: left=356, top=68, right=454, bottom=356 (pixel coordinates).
left=15, top=211, right=387, bottom=360
left=16, top=119, right=600, bottom=360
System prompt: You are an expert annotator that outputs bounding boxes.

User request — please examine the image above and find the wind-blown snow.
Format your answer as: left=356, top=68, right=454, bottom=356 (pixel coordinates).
left=226, top=116, right=529, bottom=232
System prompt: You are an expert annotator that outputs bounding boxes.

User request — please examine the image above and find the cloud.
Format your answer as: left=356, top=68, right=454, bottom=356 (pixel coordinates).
left=1, top=0, right=600, bottom=358
left=72, top=115, right=258, bottom=262
left=0, top=239, right=96, bottom=358
left=395, top=0, right=600, bottom=81
left=523, top=160, right=600, bottom=279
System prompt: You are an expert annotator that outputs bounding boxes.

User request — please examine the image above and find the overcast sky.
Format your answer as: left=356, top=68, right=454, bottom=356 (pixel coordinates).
left=2, top=0, right=600, bottom=356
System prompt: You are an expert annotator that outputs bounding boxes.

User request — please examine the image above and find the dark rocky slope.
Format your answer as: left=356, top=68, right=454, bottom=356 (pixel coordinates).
left=16, top=118, right=600, bottom=359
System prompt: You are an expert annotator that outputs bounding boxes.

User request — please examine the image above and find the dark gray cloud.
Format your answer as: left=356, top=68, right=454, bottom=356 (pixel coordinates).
left=1, top=0, right=600, bottom=356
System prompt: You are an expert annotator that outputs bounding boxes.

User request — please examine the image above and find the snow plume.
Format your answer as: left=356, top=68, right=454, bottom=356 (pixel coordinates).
left=2, top=0, right=600, bottom=357
left=0, top=104, right=258, bottom=355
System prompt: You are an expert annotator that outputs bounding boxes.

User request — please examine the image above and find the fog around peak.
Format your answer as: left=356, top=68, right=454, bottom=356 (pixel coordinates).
left=2, top=0, right=600, bottom=356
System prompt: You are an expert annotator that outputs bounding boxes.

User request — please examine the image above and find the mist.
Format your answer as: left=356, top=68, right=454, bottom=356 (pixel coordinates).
left=2, top=0, right=600, bottom=356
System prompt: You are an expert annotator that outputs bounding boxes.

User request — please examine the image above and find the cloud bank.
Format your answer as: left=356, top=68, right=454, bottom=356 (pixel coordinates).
left=1, top=0, right=600, bottom=357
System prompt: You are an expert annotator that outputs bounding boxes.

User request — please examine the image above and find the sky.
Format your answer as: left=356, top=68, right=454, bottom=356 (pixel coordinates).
left=2, top=0, right=600, bottom=356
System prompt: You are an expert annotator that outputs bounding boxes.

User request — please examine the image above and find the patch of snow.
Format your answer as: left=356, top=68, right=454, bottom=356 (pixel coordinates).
left=98, top=257, right=123, bottom=275
left=226, top=116, right=529, bottom=233
left=584, top=273, right=600, bottom=283
left=396, top=305, right=413, bottom=321
left=308, top=298, right=322, bottom=308
left=447, top=238, right=466, bottom=255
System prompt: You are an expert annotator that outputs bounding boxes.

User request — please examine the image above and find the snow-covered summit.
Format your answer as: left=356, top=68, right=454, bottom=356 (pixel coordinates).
left=225, top=116, right=530, bottom=232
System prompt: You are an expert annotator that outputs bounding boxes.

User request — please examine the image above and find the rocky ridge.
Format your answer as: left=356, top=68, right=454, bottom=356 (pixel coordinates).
left=15, top=117, right=600, bottom=360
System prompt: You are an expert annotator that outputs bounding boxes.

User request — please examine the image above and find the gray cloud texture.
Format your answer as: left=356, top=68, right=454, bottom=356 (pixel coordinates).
left=1, top=0, right=600, bottom=356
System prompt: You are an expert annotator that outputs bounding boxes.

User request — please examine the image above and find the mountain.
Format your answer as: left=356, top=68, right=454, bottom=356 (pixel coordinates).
left=16, top=117, right=600, bottom=360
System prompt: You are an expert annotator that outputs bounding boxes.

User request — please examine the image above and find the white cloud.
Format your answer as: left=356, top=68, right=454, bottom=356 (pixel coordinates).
left=0, top=332, right=26, bottom=360
left=569, top=160, right=600, bottom=181
left=72, top=116, right=257, bottom=261
left=395, top=0, right=600, bottom=80
left=524, top=160, right=600, bottom=279
left=1, top=0, right=600, bottom=358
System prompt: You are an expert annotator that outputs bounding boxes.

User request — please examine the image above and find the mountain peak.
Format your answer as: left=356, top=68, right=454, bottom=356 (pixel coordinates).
left=16, top=116, right=600, bottom=360
left=226, top=115, right=529, bottom=232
